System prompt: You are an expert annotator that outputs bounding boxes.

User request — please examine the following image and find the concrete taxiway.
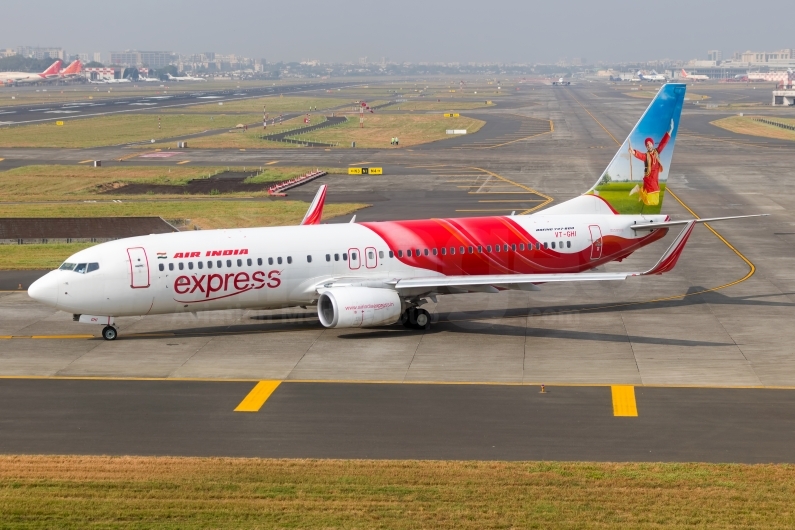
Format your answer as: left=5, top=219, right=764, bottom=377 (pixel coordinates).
left=1, top=81, right=794, bottom=460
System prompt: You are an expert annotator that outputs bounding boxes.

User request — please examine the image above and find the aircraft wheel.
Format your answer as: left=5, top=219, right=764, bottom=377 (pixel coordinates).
left=102, top=326, right=117, bottom=341
left=414, top=308, right=431, bottom=330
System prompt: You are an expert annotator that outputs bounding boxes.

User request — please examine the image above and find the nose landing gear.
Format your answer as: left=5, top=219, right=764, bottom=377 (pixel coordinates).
left=101, top=325, right=118, bottom=341
left=401, top=307, right=431, bottom=330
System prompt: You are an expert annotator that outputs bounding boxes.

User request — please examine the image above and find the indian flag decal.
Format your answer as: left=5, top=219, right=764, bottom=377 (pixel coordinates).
left=157, top=252, right=167, bottom=259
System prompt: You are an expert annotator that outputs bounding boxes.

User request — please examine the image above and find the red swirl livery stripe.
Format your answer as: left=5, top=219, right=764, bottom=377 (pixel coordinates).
left=361, top=217, right=667, bottom=275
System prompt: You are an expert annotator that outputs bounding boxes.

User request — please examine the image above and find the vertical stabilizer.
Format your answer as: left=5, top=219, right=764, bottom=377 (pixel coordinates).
left=586, top=83, right=686, bottom=215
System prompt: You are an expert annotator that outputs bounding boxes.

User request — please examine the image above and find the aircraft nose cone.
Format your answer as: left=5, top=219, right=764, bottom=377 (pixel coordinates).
left=28, top=272, right=58, bottom=307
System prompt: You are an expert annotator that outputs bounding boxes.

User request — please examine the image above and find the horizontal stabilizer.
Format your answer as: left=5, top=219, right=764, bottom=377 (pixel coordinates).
left=631, top=214, right=768, bottom=231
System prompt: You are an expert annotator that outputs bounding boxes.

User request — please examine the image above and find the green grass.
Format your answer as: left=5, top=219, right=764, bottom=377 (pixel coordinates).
left=291, top=113, right=485, bottom=148
left=0, top=243, right=97, bottom=270
left=0, top=200, right=366, bottom=231
left=711, top=115, right=795, bottom=142
left=182, top=114, right=330, bottom=149
left=0, top=114, right=261, bottom=148
left=169, top=96, right=351, bottom=114
left=383, top=100, right=495, bottom=111
left=590, top=182, right=667, bottom=215
left=0, top=165, right=342, bottom=201
left=1, top=456, right=794, bottom=529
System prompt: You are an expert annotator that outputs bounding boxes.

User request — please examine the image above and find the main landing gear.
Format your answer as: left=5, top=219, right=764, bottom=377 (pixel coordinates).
left=102, top=325, right=118, bottom=341
left=401, top=307, right=431, bottom=330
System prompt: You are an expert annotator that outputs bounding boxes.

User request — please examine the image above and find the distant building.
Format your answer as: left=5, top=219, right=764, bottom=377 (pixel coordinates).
left=16, top=46, right=65, bottom=60
left=93, top=52, right=102, bottom=63
left=84, top=67, right=117, bottom=81
left=110, top=50, right=176, bottom=68
left=707, top=50, right=722, bottom=62
left=735, top=48, right=795, bottom=67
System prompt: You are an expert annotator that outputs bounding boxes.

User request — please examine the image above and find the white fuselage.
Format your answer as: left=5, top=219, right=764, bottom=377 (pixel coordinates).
left=30, top=212, right=664, bottom=318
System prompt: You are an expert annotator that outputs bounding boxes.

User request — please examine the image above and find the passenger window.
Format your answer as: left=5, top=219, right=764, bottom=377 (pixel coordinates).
left=423, top=249, right=428, bottom=256
left=486, top=245, right=491, bottom=252
left=389, top=250, right=394, bottom=258
left=519, top=244, right=525, bottom=251
left=543, top=242, right=548, bottom=249
left=342, top=253, right=348, bottom=260
left=168, top=263, right=174, bottom=271
left=350, top=253, right=356, bottom=261
left=512, top=244, right=516, bottom=251
left=277, top=257, right=283, bottom=265
left=334, top=254, right=339, bottom=261
left=567, top=241, right=571, bottom=248
left=468, top=246, right=473, bottom=254
left=227, top=260, right=232, bottom=267
left=551, top=242, right=556, bottom=249
left=559, top=241, right=563, bottom=248
left=189, top=262, right=194, bottom=270
left=207, top=261, right=213, bottom=269
left=307, top=255, right=312, bottom=263
left=198, top=262, right=203, bottom=269
left=247, top=258, right=252, bottom=266
left=407, top=250, right=412, bottom=257
left=268, top=258, right=274, bottom=265
left=461, top=246, right=466, bottom=254
left=415, top=249, right=421, bottom=256
left=158, top=264, right=164, bottom=272
left=477, top=246, right=482, bottom=253
left=398, top=250, right=403, bottom=257
left=379, top=251, right=384, bottom=259
left=432, top=248, right=437, bottom=256
left=326, top=254, right=331, bottom=262
left=450, top=247, right=455, bottom=255
left=441, top=248, right=446, bottom=255
left=217, top=260, right=223, bottom=268
left=257, top=258, right=262, bottom=266
left=179, top=262, right=184, bottom=270
left=237, top=259, right=242, bottom=267
left=536, top=243, right=541, bottom=250
left=368, top=251, right=375, bottom=260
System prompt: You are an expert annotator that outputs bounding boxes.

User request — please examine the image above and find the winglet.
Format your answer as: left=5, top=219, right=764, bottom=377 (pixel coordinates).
left=300, top=184, right=327, bottom=225
left=638, top=220, right=696, bottom=276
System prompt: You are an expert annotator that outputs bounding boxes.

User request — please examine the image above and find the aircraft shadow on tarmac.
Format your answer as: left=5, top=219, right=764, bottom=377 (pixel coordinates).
left=122, top=287, right=793, bottom=342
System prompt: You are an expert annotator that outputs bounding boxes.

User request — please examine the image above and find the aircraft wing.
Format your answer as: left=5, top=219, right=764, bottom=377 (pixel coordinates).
left=318, top=221, right=697, bottom=295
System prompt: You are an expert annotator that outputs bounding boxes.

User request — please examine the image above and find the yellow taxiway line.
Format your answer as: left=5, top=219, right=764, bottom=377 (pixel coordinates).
left=234, top=380, right=281, bottom=412
left=611, top=385, right=638, bottom=416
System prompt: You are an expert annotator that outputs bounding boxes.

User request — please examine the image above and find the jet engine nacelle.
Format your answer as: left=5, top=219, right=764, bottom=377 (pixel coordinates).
left=317, top=287, right=402, bottom=328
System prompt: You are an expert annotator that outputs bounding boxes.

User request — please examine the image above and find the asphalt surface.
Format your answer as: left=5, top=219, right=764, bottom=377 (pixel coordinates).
left=1, top=80, right=795, bottom=461
left=0, top=379, right=793, bottom=462
left=0, top=81, right=357, bottom=126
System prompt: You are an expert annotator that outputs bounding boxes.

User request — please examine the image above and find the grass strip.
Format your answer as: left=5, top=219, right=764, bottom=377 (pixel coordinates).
left=0, top=456, right=793, bottom=529
left=711, top=115, right=795, bottom=141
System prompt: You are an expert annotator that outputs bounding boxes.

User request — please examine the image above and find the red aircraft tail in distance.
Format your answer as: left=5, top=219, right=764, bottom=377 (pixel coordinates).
left=41, top=60, right=63, bottom=78
left=59, top=59, right=83, bottom=77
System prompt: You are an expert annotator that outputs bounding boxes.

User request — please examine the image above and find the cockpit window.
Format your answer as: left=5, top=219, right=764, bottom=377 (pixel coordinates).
left=62, top=262, right=99, bottom=274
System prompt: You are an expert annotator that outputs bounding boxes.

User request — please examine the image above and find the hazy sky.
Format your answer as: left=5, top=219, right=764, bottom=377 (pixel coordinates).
left=3, top=0, right=793, bottom=63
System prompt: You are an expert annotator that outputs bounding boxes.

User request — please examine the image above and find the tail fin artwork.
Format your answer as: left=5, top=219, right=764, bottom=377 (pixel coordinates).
left=586, top=83, right=686, bottom=215
left=41, top=60, right=63, bottom=78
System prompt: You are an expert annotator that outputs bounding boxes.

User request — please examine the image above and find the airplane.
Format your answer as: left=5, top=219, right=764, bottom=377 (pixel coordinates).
left=167, top=73, right=206, bottom=82
left=637, top=70, right=667, bottom=82
left=552, top=77, right=571, bottom=86
left=28, top=84, right=766, bottom=341
left=680, top=69, right=708, bottom=81
left=137, top=76, right=162, bottom=82
left=104, top=78, right=131, bottom=84
left=0, top=60, right=62, bottom=85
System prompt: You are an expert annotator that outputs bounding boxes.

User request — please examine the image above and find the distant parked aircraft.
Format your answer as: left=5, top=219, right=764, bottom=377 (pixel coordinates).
left=167, top=73, right=206, bottom=82
left=0, top=60, right=62, bottom=85
left=637, top=70, right=667, bottom=82
left=680, top=69, right=708, bottom=81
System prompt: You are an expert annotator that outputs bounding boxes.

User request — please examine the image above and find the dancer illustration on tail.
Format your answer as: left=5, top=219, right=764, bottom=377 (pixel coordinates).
left=629, top=119, right=674, bottom=207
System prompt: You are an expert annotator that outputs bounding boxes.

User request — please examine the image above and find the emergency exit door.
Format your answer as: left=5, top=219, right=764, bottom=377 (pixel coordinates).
left=589, top=225, right=603, bottom=260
